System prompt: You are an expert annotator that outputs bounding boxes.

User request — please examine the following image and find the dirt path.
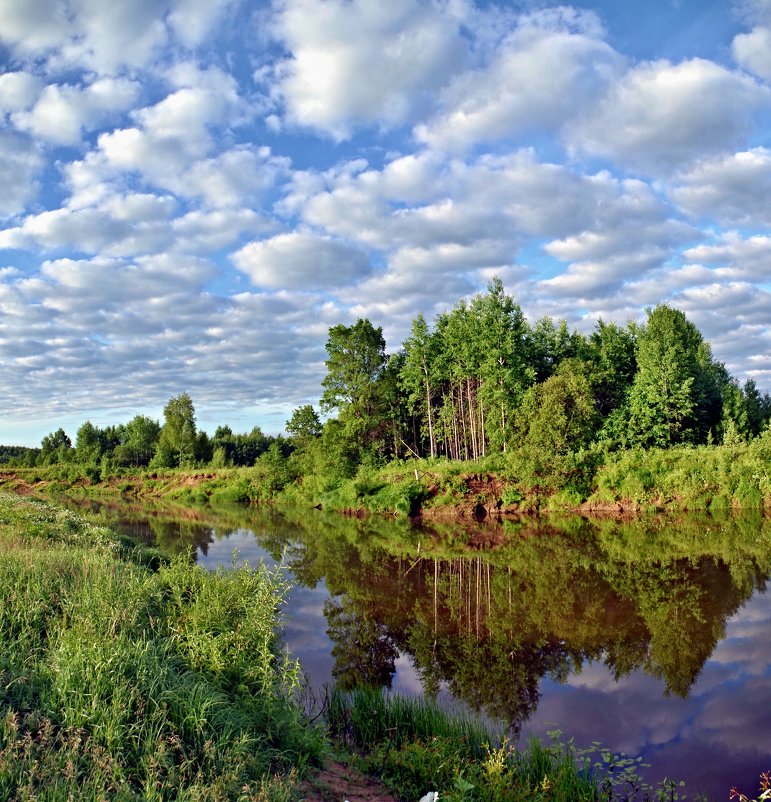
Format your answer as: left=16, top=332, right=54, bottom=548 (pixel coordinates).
left=300, top=761, right=399, bottom=802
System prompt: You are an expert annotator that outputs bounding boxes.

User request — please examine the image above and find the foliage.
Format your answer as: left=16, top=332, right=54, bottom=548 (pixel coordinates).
left=153, top=392, right=199, bottom=468
left=624, top=306, right=725, bottom=448
left=0, top=492, right=323, bottom=801
left=285, top=404, right=322, bottom=448
left=326, top=689, right=677, bottom=802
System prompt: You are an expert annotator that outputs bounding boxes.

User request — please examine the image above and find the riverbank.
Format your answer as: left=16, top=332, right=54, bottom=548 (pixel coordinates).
left=4, top=435, right=771, bottom=519
left=2, top=491, right=696, bottom=802
left=0, top=491, right=324, bottom=800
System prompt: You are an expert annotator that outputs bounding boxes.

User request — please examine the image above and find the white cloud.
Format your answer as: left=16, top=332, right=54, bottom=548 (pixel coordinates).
left=416, top=8, right=622, bottom=151
left=269, top=0, right=469, bottom=139
left=172, top=209, right=273, bottom=252
left=683, top=233, right=771, bottom=275
left=12, top=78, right=141, bottom=146
left=167, top=0, right=238, bottom=49
left=733, top=25, right=771, bottom=79
left=0, top=0, right=72, bottom=55
left=232, top=232, right=372, bottom=290
left=90, top=86, right=252, bottom=198
left=0, top=132, right=43, bottom=217
left=0, top=0, right=239, bottom=75
left=0, top=72, right=43, bottom=115
left=56, top=0, right=169, bottom=74
left=0, top=194, right=177, bottom=256
left=568, top=58, right=770, bottom=174
left=670, top=148, right=771, bottom=226
left=174, top=146, right=290, bottom=208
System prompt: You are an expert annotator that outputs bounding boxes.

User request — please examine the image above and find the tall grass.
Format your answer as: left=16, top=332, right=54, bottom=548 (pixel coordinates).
left=326, top=688, right=690, bottom=802
left=0, top=492, right=323, bottom=801
left=327, top=688, right=607, bottom=802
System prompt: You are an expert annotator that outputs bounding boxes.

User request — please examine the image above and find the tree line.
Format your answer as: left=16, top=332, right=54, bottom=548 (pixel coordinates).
left=4, top=278, right=770, bottom=480
left=314, top=278, right=771, bottom=474
left=2, top=394, right=285, bottom=471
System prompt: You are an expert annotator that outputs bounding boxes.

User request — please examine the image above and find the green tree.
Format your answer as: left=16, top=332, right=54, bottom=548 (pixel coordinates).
left=625, top=306, right=721, bottom=448
left=586, top=320, right=637, bottom=416
left=527, top=316, right=585, bottom=383
left=115, top=415, right=161, bottom=467
left=743, top=379, right=771, bottom=437
left=75, top=421, right=106, bottom=464
left=472, top=277, right=533, bottom=452
left=400, top=313, right=439, bottom=458
left=39, top=428, right=72, bottom=464
left=285, top=405, right=322, bottom=449
left=514, top=359, right=599, bottom=487
left=321, top=319, right=388, bottom=462
left=153, top=393, right=198, bottom=468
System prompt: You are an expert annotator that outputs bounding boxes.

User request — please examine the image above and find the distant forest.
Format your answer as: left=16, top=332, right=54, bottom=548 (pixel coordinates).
left=3, top=279, right=770, bottom=474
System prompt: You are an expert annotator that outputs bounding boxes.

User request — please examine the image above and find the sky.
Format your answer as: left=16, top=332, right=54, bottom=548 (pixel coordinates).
left=1, top=0, right=771, bottom=446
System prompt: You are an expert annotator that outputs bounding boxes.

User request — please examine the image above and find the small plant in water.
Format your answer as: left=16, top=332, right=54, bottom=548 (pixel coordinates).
left=730, top=772, right=771, bottom=802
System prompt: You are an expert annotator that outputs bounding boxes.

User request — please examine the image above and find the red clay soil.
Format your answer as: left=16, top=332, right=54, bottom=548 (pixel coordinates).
left=300, top=761, right=398, bottom=802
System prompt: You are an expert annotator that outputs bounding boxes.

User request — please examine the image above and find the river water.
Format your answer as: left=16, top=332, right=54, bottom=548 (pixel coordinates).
left=71, top=498, right=771, bottom=800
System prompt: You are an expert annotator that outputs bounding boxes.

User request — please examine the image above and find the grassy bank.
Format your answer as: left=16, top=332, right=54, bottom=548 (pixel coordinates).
left=6, top=433, right=771, bottom=519
left=325, top=688, right=686, bottom=802
left=0, top=492, right=323, bottom=801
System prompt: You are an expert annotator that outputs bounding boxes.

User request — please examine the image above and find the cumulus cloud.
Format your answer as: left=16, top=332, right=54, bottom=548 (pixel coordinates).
left=568, top=58, right=770, bottom=174
left=166, top=0, right=238, bottom=49
left=670, top=148, right=771, bottom=227
left=0, top=72, right=43, bottom=115
left=81, top=86, right=273, bottom=204
left=0, top=0, right=239, bottom=75
left=12, top=78, right=141, bottom=146
left=232, top=232, right=373, bottom=290
left=269, top=0, right=469, bottom=139
left=733, top=25, right=771, bottom=79
left=0, top=0, right=72, bottom=55
left=683, top=233, right=771, bottom=275
left=172, top=209, right=274, bottom=252
left=0, top=132, right=43, bottom=217
left=416, top=7, right=622, bottom=151
left=3, top=0, right=771, bottom=437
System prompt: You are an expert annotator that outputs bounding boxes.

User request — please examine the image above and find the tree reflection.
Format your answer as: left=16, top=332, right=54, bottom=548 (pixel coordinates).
left=67, top=497, right=771, bottom=735
left=325, top=597, right=399, bottom=689
left=269, top=509, right=771, bottom=730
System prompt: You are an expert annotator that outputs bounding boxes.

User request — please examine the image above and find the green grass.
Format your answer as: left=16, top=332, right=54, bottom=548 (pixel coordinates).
left=325, top=688, right=682, bottom=802
left=0, top=492, right=324, bottom=801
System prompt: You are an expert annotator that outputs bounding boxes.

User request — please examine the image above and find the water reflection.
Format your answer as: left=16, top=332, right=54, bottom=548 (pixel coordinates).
left=59, top=497, right=771, bottom=798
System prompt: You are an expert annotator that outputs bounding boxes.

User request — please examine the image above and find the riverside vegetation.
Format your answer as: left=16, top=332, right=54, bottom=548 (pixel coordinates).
left=0, top=491, right=700, bottom=802
left=3, top=281, right=771, bottom=798
left=4, top=281, right=771, bottom=516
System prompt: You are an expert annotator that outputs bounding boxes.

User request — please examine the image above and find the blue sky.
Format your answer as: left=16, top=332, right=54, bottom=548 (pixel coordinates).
left=1, top=0, right=770, bottom=446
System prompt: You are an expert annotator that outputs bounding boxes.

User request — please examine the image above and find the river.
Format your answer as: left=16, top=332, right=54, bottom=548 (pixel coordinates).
left=67, top=497, right=771, bottom=800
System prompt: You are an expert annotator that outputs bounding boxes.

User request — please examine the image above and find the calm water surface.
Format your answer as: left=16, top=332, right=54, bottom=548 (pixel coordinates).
left=75, top=499, right=771, bottom=800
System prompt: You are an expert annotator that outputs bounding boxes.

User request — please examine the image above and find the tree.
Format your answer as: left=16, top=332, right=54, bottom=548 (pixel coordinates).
left=586, top=320, right=637, bottom=416
left=527, top=316, right=584, bottom=383
left=153, top=393, right=197, bottom=467
left=115, top=415, right=161, bottom=467
left=472, top=278, right=533, bottom=452
left=625, top=306, right=719, bottom=448
left=285, top=405, right=322, bottom=448
left=75, top=421, right=106, bottom=464
left=39, top=428, right=72, bottom=464
left=321, top=319, right=387, bottom=415
left=520, top=359, right=599, bottom=453
left=401, top=313, right=439, bottom=457
left=320, top=319, right=388, bottom=461
left=743, top=379, right=771, bottom=437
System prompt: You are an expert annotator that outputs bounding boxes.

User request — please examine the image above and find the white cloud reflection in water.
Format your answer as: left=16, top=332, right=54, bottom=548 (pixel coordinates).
left=194, top=524, right=770, bottom=800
